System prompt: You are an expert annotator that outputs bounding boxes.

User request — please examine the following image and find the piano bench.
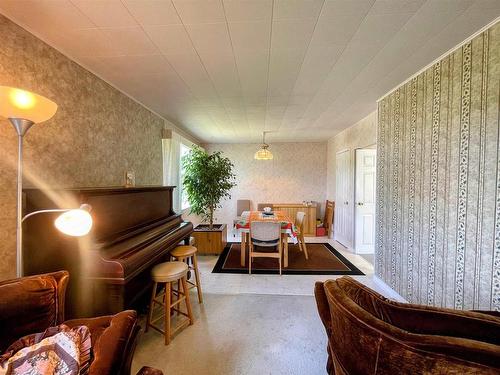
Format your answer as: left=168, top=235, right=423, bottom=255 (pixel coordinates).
left=146, top=261, right=194, bottom=345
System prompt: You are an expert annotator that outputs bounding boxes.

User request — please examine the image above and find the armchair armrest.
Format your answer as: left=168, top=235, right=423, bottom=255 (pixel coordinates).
left=64, top=310, right=139, bottom=375
left=314, top=282, right=332, bottom=336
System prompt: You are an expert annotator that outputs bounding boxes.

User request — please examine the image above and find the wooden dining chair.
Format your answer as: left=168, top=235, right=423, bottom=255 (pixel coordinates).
left=295, top=211, right=309, bottom=260
left=324, top=200, right=335, bottom=238
left=249, top=221, right=283, bottom=275
left=233, top=199, right=251, bottom=236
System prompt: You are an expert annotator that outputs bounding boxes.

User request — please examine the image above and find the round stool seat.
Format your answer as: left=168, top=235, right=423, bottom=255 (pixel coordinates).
left=171, top=245, right=197, bottom=258
left=151, top=261, right=188, bottom=282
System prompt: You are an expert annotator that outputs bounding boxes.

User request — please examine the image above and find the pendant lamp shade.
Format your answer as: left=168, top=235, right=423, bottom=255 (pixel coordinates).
left=0, top=86, right=58, bottom=123
left=254, top=146, right=273, bottom=160
left=254, top=131, right=273, bottom=160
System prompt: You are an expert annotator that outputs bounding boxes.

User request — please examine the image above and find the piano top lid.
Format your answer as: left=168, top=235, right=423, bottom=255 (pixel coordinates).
left=23, top=186, right=176, bottom=195
left=23, top=185, right=180, bottom=243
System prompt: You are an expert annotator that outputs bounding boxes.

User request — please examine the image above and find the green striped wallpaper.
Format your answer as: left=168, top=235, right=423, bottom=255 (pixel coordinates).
left=376, top=21, right=500, bottom=311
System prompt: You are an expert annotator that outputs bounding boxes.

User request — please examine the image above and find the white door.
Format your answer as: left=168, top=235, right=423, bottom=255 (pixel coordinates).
left=354, top=148, right=377, bottom=253
left=334, top=150, right=352, bottom=248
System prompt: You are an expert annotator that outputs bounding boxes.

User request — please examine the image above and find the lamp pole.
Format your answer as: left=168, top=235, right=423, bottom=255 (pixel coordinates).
left=0, top=86, right=59, bottom=277
left=9, top=118, right=34, bottom=277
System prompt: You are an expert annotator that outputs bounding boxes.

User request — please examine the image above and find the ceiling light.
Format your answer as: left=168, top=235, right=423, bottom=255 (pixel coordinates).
left=254, top=131, right=273, bottom=160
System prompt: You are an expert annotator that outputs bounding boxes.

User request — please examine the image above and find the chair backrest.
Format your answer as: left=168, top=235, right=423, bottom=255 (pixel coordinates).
left=236, top=199, right=251, bottom=216
left=257, top=203, right=273, bottom=211
left=324, top=200, right=334, bottom=236
left=295, top=211, right=306, bottom=231
left=315, top=276, right=500, bottom=374
left=0, top=271, right=69, bottom=352
left=250, top=221, right=281, bottom=246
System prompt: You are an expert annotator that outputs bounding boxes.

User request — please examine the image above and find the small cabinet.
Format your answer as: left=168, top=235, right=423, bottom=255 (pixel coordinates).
left=272, top=203, right=317, bottom=236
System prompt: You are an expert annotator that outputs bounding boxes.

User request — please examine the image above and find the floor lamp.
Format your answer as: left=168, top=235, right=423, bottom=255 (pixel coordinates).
left=0, top=86, right=93, bottom=277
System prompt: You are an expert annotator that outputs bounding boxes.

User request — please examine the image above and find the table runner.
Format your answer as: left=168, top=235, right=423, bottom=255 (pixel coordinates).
left=235, top=211, right=297, bottom=238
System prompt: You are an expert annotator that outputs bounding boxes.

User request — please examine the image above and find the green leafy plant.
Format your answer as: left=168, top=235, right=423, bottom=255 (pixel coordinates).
left=182, top=146, right=236, bottom=229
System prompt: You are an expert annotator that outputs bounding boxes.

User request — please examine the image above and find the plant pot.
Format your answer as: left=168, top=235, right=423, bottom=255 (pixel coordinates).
left=192, top=224, right=227, bottom=255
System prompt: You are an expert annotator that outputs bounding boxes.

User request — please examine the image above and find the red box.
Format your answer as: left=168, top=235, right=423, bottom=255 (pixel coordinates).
left=316, top=227, right=326, bottom=236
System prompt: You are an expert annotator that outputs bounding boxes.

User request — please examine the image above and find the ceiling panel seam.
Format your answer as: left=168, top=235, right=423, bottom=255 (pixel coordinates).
left=310, top=1, right=431, bottom=128
left=170, top=0, right=236, bottom=138
left=277, top=0, right=325, bottom=133
left=221, top=0, right=250, bottom=139
left=296, top=0, right=376, bottom=130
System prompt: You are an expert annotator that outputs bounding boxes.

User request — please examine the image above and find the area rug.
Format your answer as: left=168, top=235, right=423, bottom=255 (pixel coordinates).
left=212, top=242, right=364, bottom=275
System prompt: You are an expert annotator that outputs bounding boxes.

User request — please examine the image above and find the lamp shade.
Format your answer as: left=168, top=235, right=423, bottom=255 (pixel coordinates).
left=0, top=86, right=58, bottom=123
left=254, top=146, right=273, bottom=160
left=54, top=208, right=93, bottom=236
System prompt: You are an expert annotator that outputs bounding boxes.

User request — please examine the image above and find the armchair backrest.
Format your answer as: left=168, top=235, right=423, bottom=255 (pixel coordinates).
left=315, top=276, right=500, bottom=374
left=0, top=271, right=69, bottom=352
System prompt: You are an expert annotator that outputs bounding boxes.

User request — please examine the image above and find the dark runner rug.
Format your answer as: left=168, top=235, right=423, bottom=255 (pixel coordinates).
left=212, top=242, right=364, bottom=275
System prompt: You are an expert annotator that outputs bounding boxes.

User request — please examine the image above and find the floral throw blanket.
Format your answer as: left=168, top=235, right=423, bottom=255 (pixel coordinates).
left=0, top=325, right=91, bottom=375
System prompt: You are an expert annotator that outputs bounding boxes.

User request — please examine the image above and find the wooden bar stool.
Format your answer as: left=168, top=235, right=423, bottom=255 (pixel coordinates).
left=146, top=261, right=194, bottom=345
left=170, top=245, right=203, bottom=303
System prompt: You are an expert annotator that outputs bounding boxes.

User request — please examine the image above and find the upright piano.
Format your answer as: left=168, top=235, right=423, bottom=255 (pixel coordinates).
left=22, top=186, right=193, bottom=318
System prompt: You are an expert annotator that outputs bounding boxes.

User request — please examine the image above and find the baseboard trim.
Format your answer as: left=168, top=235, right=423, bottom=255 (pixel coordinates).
left=355, top=249, right=375, bottom=255
left=332, top=240, right=354, bottom=254
left=373, top=276, right=407, bottom=302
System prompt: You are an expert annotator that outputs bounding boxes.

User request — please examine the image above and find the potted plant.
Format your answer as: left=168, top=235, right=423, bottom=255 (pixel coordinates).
left=182, top=146, right=236, bottom=254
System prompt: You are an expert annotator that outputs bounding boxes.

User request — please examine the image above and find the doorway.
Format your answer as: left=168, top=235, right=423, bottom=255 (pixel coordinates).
left=354, top=148, right=377, bottom=256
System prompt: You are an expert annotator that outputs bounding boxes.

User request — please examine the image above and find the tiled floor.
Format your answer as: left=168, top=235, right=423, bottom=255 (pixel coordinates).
left=198, top=235, right=402, bottom=299
left=360, top=253, right=375, bottom=266
left=133, top=293, right=326, bottom=375
left=132, top=236, right=403, bottom=374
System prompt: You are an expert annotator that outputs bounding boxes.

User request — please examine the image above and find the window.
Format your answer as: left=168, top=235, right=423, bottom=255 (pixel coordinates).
left=162, top=130, right=198, bottom=213
left=179, top=143, right=192, bottom=210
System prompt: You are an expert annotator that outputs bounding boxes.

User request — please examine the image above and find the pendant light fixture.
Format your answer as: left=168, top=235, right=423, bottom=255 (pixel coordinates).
left=254, top=131, right=273, bottom=160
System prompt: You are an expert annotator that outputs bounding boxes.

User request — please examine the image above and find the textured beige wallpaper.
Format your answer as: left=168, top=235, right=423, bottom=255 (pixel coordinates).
left=326, top=112, right=377, bottom=200
left=0, top=15, right=168, bottom=280
left=203, top=143, right=327, bottom=230
left=376, top=22, right=500, bottom=310
left=325, top=111, right=377, bottom=248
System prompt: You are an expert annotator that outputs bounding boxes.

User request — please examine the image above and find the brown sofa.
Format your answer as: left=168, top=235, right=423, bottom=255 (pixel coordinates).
left=315, top=276, right=500, bottom=375
left=0, top=271, right=162, bottom=375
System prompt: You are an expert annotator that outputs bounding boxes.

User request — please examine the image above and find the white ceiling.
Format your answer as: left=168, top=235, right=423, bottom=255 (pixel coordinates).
left=0, top=0, right=499, bottom=143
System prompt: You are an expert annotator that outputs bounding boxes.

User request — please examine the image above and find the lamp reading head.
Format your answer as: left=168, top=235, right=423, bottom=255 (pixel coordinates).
left=54, top=204, right=93, bottom=237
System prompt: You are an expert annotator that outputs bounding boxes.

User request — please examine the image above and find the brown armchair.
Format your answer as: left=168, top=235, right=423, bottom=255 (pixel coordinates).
left=315, top=276, right=500, bottom=375
left=0, top=271, right=162, bottom=375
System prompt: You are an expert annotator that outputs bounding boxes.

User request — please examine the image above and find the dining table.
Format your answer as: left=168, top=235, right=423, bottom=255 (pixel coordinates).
left=235, top=210, right=298, bottom=268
